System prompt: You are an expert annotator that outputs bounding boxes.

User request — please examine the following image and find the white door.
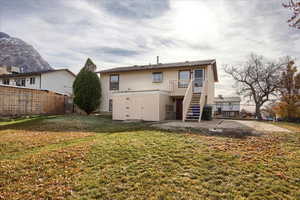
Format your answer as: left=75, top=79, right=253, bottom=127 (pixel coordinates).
left=193, top=69, right=204, bottom=93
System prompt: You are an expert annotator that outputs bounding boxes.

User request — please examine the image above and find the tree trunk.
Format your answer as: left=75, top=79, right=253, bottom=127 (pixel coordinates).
left=255, top=104, right=262, bottom=120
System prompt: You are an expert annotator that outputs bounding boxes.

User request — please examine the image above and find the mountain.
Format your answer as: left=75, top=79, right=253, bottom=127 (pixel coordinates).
left=0, top=32, right=52, bottom=72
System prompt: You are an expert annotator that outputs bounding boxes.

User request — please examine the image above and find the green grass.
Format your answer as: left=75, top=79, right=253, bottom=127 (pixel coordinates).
left=0, top=115, right=299, bottom=199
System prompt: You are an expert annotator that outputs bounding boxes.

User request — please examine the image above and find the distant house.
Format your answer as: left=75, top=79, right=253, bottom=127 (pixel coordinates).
left=214, top=95, right=241, bottom=118
left=0, top=66, right=19, bottom=75
left=97, top=59, right=218, bottom=122
left=0, top=69, right=75, bottom=95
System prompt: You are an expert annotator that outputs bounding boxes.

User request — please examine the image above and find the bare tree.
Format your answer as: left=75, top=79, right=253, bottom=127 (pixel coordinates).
left=224, top=54, right=284, bottom=120
left=282, top=0, right=300, bottom=29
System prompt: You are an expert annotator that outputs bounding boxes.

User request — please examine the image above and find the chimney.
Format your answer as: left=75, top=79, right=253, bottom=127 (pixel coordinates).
left=156, top=56, right=159, bottom=64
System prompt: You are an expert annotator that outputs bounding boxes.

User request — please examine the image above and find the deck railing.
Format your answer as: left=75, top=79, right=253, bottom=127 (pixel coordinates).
left=169, top=80, right=190, bottom=96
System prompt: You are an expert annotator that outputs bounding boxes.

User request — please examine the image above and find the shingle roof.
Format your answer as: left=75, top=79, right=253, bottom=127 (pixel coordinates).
left=97, top=59, right=218, bottom=82
left=0, top=69, right=76, bottom=78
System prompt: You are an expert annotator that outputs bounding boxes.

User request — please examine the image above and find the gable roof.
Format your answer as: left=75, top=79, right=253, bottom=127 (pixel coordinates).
left=0, top=69, right=76, bottom=79
left=98, top=59, right=218, bottom=82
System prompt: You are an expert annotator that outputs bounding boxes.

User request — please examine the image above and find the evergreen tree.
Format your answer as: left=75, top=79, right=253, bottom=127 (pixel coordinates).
left=73, top=58, right=101, bottom=114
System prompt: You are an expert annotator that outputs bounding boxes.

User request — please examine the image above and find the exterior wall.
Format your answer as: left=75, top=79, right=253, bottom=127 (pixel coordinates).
left=100, top=65, right=215, bottom=112
left=0, top=75, right=41, bottom=89
left=41, top=71, right=75, bottom=95
left=206, top=65, right=215, bottom=105
left=159, top=93, right=173, bottom=120
left=112, top=91, right=171, bottom=121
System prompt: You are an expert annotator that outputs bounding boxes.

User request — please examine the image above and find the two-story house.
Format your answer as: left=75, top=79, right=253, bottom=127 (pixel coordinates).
left=97, top=59, right=218, bottom=122
left=0, top=69, right=75, bottom=95
left=214, top=95, right=241, bottom=118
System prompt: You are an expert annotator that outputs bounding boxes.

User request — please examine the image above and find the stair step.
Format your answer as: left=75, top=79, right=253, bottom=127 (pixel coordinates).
left=187, top=112, right=200, bottom=114
left=187, top=112, right=200, bottom=115
left=186, top=118, right=199, bottom=120
left=188, top=108, right=200, bottom=111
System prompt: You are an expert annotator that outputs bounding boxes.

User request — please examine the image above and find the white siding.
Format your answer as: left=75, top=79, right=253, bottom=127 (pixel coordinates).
left=41, top=71, right=75, bottom=95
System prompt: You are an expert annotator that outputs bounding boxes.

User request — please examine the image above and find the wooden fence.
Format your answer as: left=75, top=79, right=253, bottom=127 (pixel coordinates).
left=0, top=85, right=70, bottom=116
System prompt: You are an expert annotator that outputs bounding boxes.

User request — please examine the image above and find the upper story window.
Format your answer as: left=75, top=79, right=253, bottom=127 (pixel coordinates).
left=178, top=70, right=190, bottom=88
left=152, top=72, right=163, bottom=83
left=15, top=78, right=26, bottom=87
left=110, top=74, right=119, bottom=90
left=3, top=79, right=9, bottom=85
left=30, top=77, right=35, bottom=85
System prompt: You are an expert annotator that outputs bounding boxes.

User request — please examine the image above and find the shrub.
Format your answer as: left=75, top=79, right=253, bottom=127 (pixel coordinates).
left=73, top=59, right=101, bottom=115
left=201, top=105, right=213, bottom=120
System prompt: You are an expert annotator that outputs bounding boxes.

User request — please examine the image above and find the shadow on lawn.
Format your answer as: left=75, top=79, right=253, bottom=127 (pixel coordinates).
left=0, top=115, right=260, bottom=139
left=0, top=115, right=154, bottom=134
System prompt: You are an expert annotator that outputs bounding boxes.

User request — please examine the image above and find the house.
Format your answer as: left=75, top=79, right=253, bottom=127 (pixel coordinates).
left=97, top=59, right=218, bottom=122
left=0, top=66, right=19, bottom=75
left=214, top=95, right=241, bottom=118
left=0, top=69, right=75, bottom=95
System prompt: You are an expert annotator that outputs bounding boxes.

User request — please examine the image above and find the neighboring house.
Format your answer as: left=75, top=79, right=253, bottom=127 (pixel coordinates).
left=0, top=69, right=75, bottom=95
left=97, top=59, right=218, bottom=122
left=0, top=66, right=19, bottom=75
left=214, top=95, right=241, bottom=118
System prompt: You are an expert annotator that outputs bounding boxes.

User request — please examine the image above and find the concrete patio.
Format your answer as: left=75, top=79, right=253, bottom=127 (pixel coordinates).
left=153, top=119, right=290, bottom=137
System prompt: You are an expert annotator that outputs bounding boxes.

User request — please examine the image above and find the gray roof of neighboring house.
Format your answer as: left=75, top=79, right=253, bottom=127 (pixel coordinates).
left=214, top=96, right=241, bottom=102
left=97, top=59, right=218, bottom=82
left=0, top=69, right=76, bottom=78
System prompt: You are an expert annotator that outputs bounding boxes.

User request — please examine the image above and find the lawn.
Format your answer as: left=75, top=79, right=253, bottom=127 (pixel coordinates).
left=0, top=115, right=299, bottom=200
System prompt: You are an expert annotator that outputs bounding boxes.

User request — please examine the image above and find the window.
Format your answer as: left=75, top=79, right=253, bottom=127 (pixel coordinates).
left=30, top=77, right=35, bottom=85
left=109, top=99, right=113, bottom=112
left=178, top=70, right=190, bottom=88
left=110, top=74, right=119, bottom=90
left=15, top=78, right=26, bottom=87
left=152, top=72, right=163, bottom=83
left=3, top=79, right=9, bottom=85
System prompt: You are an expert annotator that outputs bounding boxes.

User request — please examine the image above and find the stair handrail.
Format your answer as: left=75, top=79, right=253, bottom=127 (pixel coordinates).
left=182, top=78, right=194, bottom=122
left=198, top=80, right=208, bottom=122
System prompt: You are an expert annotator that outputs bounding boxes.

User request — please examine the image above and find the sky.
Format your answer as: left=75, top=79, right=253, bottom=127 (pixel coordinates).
left=0, top=0, right=299, bottom=99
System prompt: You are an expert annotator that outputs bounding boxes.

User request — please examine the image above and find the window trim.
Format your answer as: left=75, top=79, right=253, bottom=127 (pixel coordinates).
left=152, top=72, right=163, bottom=83
left=109, top=74, right=119, bottom=90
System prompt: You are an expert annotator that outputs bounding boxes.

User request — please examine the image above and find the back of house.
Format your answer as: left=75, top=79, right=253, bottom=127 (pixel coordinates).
left=98, top=59, right=218, bottom=122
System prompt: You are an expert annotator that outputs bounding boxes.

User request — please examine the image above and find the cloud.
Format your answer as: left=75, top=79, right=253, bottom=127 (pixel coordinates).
left=1, top=0, right=299, bottom=100
left=90, top=0, right=170, bottom=19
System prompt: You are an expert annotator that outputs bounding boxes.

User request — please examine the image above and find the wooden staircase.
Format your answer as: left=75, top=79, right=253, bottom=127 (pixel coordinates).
left=185, top=93, right=202, bottom=121
left=182, top=79, right=207, bottom=122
